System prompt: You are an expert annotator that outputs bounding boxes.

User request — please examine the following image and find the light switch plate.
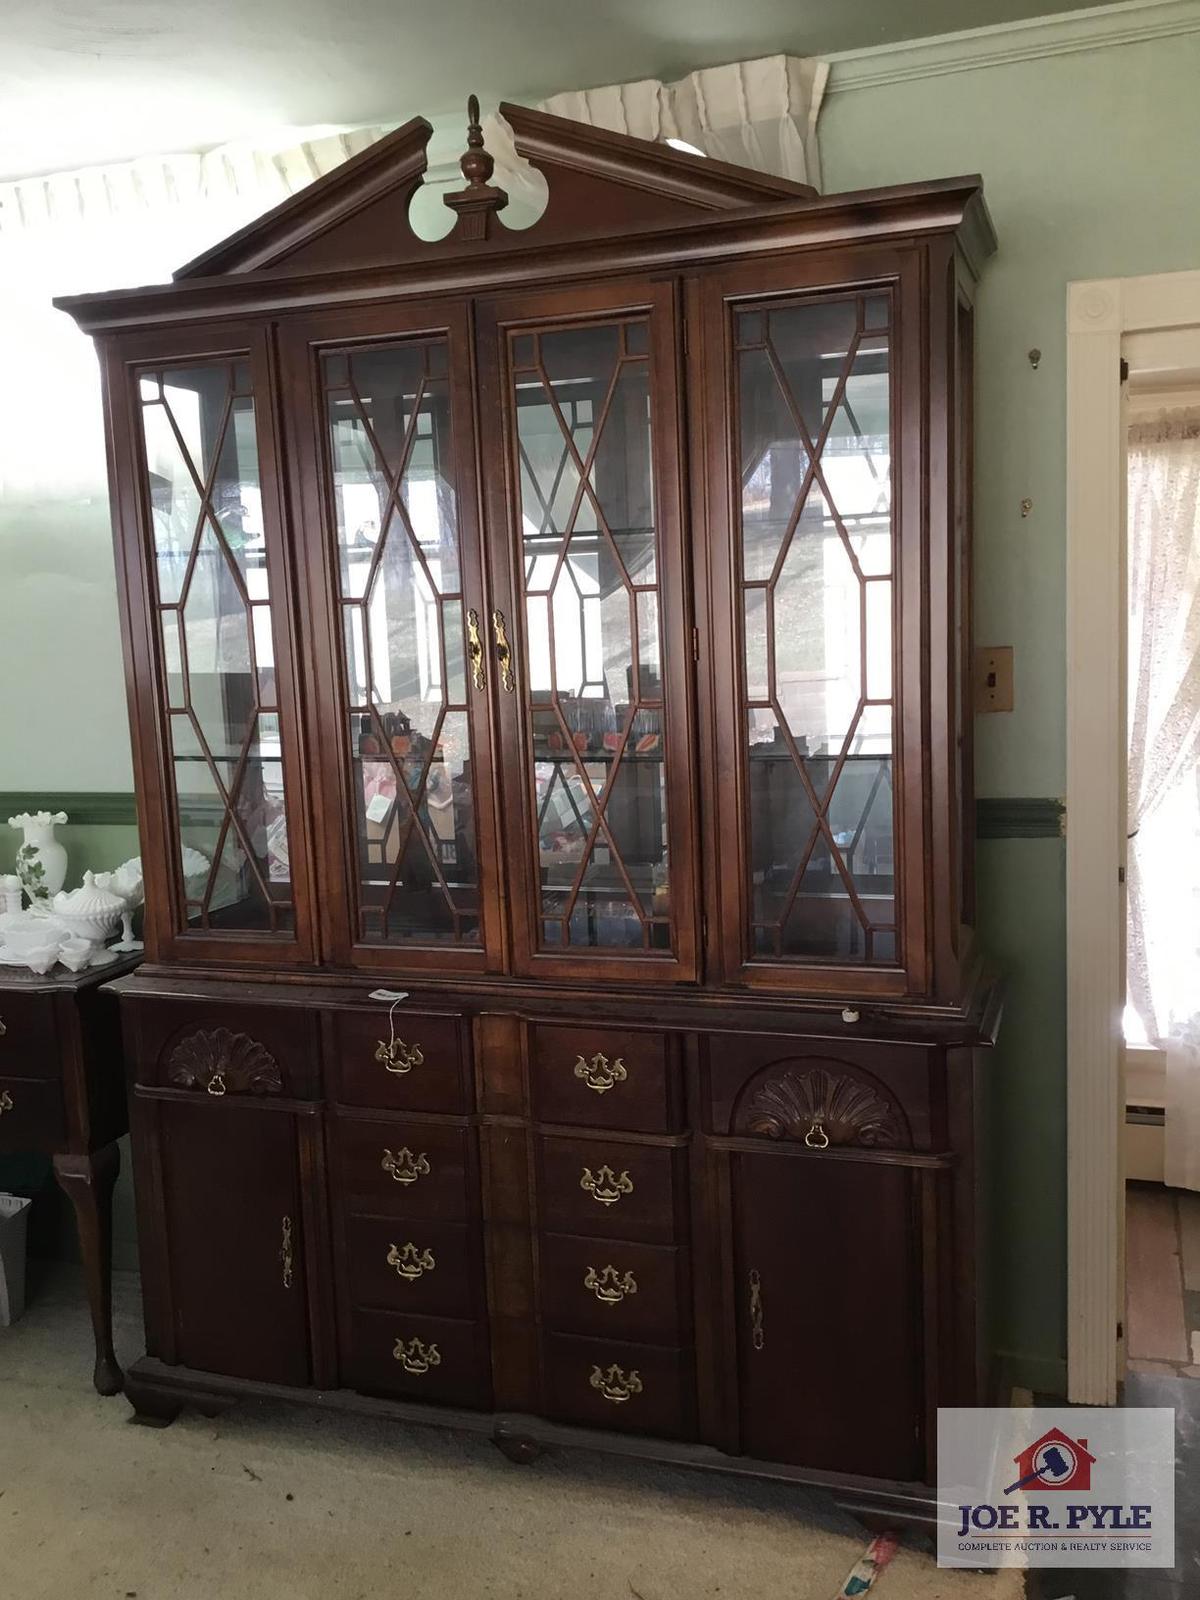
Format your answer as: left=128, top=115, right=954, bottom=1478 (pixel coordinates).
left=974, top=646, right=1014, bottom=713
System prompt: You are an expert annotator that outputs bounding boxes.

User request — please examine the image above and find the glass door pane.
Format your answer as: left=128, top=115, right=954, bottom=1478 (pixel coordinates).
left=322, top=338, right=481, bottom=946
left=509, top=318, right=672, bottom=954
left=736, top=293, right=897, bottom=965
left=139, top=360, right=295, bottom=935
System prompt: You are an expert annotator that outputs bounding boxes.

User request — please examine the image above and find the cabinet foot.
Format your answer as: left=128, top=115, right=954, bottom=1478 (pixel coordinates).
left=127, top=1389, right=182, bottom=1428
left=493, top=1430, right=543, bottom=1466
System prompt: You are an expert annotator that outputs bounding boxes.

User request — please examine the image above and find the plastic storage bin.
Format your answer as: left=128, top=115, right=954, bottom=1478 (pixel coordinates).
left=0, top=1193, right=32, bottom=1325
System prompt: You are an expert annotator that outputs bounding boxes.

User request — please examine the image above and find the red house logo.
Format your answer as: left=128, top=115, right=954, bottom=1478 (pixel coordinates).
left=1005, top=1427, right=1096, bottom=1494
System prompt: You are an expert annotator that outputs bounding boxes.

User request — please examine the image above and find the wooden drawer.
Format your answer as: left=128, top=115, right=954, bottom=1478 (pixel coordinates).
left=131, top=999, right=318, bottom=1099
left=539, top=1233, right=688, bottom=1345
left=344, top=1308, right=491, bottom=1408
left=346, top=1216, right=479, bottom=1319
left=543, top=1332, right=694, bottom=1439
left=0, top=1074, right=67, bottom=1152
left=537, top=1134, right=686, bottom=1245
left=705, top=1034, right=937, bottom=1151
left=530, top=1022, right=678, bottom=1133
left=0, top=992, right=58, bottom=1079
left=331, top=1009, right=469, bottom=1115
left=336, top=1116, right=472, bottom=1221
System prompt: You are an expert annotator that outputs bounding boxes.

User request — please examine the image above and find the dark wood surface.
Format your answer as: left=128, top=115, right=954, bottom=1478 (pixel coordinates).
left=59, top=101, right=999, bottom=1529
left=0, top=957, right=138, bottom=1393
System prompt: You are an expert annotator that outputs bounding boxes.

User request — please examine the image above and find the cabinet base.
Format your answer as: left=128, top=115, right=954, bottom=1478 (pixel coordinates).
left=122, top=1357, right=941, bottom=1533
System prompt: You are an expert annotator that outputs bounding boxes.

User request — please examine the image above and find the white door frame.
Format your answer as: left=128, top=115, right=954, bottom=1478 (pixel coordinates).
left=1066, top=268, right=1200, bottom=1403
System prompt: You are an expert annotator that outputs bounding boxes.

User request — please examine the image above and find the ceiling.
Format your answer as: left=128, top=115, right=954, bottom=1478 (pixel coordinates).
left=3, top=0, right=1105, bottom=182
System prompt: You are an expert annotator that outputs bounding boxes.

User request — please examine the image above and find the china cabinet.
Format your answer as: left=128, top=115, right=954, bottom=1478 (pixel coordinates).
left=59, top=98, right=998, bottom=1528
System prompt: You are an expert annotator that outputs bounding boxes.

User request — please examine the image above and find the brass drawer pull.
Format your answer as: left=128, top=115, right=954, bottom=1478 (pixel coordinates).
left=387, top=1242, right=435, bottom=1281
left=589, top=1363, right=642, bottom=1403
left=280, top=1216, right=294, bottom=1290
left=574, top=1052, right=627, bottom=1094
left=381, top=1147, right=430, bottom=1185
left=393, top=1336, right=441, bottom=1374
left=585, top=1265, right=637, bottom=1305
left=491, top=608, right=515, bottom=693
left=580, top=1164, right=633, bottom=1206
left=375, top=1037, right=424, bottom=1075
left=804, top=1119, right=830, bottom=1150
left=748, top=1267, right=764, bottom=1350
left=466, top=607, right=487, bottom=692
left=0, top=1090, right=13, bottom=1116
left=0, top=1015, right=6, bottom=1036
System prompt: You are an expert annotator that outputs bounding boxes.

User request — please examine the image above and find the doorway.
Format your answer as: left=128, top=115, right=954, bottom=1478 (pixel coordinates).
left=1066, top=270, right=1200, bottom=1405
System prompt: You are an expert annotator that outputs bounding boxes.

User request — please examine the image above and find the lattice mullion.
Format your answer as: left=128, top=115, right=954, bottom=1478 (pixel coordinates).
left=766, top=701, right=872, bottom=937
left=546, top=696, right=647, bottom=926
left=183, top=707, right=276, bottom=918
left=841, top=757, right=891, bottom=882
left=839, top=392, right=887, bottom=492
left=344, top=371, right=430, bottom=604
left=160, top=382, right=250, bottom=612
left=373, top=707, right=462, bottom=938
left=558, top=704, right=639, bottom=927
left=533, top=355, right=634, bottom=598
left=761, top=335, right=863, bottom=592
left=368, top=702, right=438, bottom=917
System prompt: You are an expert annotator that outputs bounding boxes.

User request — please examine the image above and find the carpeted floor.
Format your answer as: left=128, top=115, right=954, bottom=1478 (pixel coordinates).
left=0, top=1266, right=1023, bottom=1600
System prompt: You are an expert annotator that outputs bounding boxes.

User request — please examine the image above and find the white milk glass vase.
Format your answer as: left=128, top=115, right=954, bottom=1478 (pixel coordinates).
left=7, top=811, right=69, bottom=904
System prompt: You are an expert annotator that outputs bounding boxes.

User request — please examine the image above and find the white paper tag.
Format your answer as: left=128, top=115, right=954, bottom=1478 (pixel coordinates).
left=368, top=989, right=409, bottom=1003
left=365, top=793, right=393, bottom=824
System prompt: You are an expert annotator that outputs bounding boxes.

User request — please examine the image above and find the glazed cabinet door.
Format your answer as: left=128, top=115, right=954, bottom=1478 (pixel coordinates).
left=103, top=324, right=316, bottom=964
left=696, top=250, right=929, bottom=997
left=279, top=303, right=503, bottom=972
left=156, top=1099, right=311, bottom=1385
left=477, top=281, right=699, bottom=982
left=730, top=1150, right=925, bottom=1481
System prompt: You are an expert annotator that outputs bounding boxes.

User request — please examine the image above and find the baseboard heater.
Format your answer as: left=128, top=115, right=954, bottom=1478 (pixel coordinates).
left=1125, top=1102, right=1165, bottom=1182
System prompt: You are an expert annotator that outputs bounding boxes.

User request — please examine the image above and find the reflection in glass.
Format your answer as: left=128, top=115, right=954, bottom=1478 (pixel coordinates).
left=325, top=339, right=479, bottom=945
left=513, top=319, right=670, bottom=952
left=738, top=294, right=897, bottom=964
left=139, top=361, right=293, bottom=934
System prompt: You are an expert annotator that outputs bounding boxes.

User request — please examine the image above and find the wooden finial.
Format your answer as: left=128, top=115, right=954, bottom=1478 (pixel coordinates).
left=444, top=93, right=508, bottom=240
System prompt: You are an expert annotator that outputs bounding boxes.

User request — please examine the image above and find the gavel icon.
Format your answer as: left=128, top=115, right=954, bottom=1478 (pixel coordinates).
left=1005, top=1444, right=1071, bottom=1493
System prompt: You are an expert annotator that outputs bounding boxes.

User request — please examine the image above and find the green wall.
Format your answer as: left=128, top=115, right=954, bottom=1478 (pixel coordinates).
left=821, top=26, right=1200, bottom=1391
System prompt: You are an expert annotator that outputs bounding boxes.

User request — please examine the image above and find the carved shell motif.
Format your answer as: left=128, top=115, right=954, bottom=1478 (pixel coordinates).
left=735, top=1065, right=908, bottom=1149
left=166, top=1027, right=283, bottom=1097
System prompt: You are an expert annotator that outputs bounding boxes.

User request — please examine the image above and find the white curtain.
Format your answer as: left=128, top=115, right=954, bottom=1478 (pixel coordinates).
left=1126, top=409, right=1200, bottom=1188
left=482, top=54, right=828, bottom=221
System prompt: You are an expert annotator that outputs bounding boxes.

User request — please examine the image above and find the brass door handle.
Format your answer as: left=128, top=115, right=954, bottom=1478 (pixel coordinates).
left=491, top=609, right=515, bottom=693
left=375, top=1038, right=424, bottom=1075
left=280, top=1216, right=294, bottom=1290
left=387, top=1242, right=435, bottom=1280
left=381, top=1147, right=430, bottom=1185
left=580, top=1164, right=633, bottom=1206
left=574, top=1052, right=627, bottom=1094
left=0, top=1090, right=12, bottom=1116
left=393, top=1336, right=441, bottom=1374
left=589, top=1363, right=642, bottom=1403
left=466, top=608, right=486, bottom=692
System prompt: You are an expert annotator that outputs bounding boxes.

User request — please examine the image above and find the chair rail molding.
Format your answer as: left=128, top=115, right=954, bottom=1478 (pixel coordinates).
left=1065, top=266, right=1200, bottom=1405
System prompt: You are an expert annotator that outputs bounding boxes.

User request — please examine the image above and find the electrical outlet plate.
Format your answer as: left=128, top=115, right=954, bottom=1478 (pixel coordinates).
left=974, top=646, right=1014, bottom=713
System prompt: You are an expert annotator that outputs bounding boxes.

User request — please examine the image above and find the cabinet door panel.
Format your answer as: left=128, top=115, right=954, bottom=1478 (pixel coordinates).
left=477, top=281, right=699, bottom=983
left=107, top=325, right=316, bottom=965
left=279, top=303, right=503, bottom=973
left=698, top=252, right=928, bottom=996
left=160, top=1100, right=310, bottom=1385
left=731, top=1151, right=923, bottom=1481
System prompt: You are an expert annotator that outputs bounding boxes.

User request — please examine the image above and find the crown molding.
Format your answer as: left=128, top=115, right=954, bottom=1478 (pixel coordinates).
left=825, top=0, right=1200, bottom=94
